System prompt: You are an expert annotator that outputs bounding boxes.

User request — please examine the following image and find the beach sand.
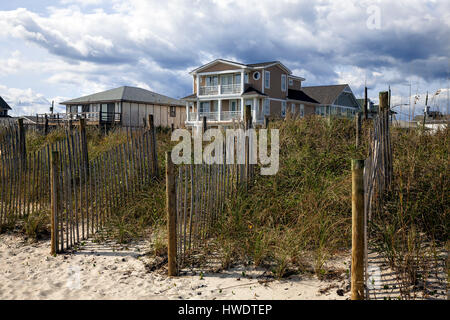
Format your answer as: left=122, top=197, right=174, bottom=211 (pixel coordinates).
left=0, top=233, right=351, bottom=300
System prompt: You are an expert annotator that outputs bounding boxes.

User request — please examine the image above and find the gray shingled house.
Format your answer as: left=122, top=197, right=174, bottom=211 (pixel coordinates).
left=60, top=86, right=186, bottom=128
left=301, top=84, right=361, bottom=118
left=0, top=96, right=12, bottom=117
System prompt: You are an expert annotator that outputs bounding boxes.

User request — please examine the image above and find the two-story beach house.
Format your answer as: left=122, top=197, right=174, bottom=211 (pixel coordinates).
left=182, top=59, right=319, bottom=127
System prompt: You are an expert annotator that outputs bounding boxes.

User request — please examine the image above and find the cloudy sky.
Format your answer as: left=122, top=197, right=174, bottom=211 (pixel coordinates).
left=0, top=0, right=449, bottom=119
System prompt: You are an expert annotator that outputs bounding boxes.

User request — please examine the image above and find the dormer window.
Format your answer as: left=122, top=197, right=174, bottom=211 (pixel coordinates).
left=253, top=71, right=261, bottom=81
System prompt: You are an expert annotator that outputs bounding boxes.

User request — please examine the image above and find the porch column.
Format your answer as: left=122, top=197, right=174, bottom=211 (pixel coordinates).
left=185, top=101, right=189, bottom=122
left=240, top=70, right=245, bottom=94
left=253, top=97, right=257, bottom=122
left=196, top=100, right=200, bottom=121
left=218, top=99, right=222, bottom=122
left=196, top=75, right=200, bottom=96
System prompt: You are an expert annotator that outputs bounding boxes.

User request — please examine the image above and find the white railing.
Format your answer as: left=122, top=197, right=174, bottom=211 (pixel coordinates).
left=220, top=111, right=242, bottom=121
left=199, top=86, right=219, bottom=96
left=221, top=84, right=241, bottom=94
left=199, top=84, right=242, bottom=96
left=188, top=111, right=243, bottom=122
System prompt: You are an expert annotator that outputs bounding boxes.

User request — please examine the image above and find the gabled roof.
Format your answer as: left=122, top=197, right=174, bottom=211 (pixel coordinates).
left=287, top=89, right=319, bottom=104
left=242, top=85, right=267, bottom=97
left=301, top=84, right=350, bottom=105
left=181, top=93, right=197, bottom=100
left=190, top=59, right=293, bottom=75
left=0, top=96, right=12, bottom=110
left=61, top=86, right=184, bottom=106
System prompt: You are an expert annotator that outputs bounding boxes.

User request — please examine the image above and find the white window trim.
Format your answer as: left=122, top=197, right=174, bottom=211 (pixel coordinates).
left=265, top=71, right=270, bottom=89
left=281, top=74, right=287, bottom=92
left=289, top=78, right=293, bottom=86
left=281, top=101, right=286, bottom=117
left=291, top=103, right=295, bottom=113
left=253, top=71, right=261, bottom=81
left=264, top=99, right=270, bottom=116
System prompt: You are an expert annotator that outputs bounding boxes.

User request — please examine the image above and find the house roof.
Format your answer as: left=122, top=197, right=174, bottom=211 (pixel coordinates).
left=242, top=86, right=267, bottom=97
left=181, top=93, right=197, bottom=100
left=0, top=96, right=12, bottom=110
left=301, top=84, right=349, bottom=105
left=190, top=59, right=293, bottom=75
left=287, top=89, right=319, bottom=104
left=61, top=86, right=184, bottom=106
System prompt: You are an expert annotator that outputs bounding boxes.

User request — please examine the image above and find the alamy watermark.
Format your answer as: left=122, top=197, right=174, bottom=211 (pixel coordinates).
left=366, top=2, right=381, bottom=30
left=171, top=128, right=280, bottom=175
left=67, top=265, right=81, bottom=290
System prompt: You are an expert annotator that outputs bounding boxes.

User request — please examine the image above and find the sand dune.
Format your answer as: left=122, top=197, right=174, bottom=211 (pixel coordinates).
left=0, top=233, right=350, bottom=300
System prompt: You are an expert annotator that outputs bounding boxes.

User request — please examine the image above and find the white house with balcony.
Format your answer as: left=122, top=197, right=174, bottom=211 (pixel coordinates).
left=181, top=59, right=306, bottom=128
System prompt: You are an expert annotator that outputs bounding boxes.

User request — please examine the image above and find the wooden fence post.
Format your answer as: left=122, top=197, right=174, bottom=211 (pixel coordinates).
left=148, top=115, right=158, bottom=177
left=244, top=105, right=252, bottom=186
left=351, top=159, right=365, bottom=300
left=44, top=114, right=49, bottom=135
left=355, top=112, right=361, bottom=148
left=166, top=151, right=177, bottom=276
left=363, top=86, right=368, bottom=120
left=79, top=118, right=89, bottom=176
left=17, top=118, right=26, bottom=169
left=50, top=151, right=59, bottom=255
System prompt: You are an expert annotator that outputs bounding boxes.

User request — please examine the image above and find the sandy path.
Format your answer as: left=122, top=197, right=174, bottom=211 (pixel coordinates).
left=0, top=233, right=350, bottom=300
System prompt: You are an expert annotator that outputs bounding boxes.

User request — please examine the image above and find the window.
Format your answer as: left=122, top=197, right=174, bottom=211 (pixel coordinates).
left=170, top=106, right=176, bottom=117
left=265, top=71, right=270, bottom=89
left=231, top=100, right=237, bottom=112
left=205, top=76, right=218, bottom=87
left=199, top=102, right=210, bottom=113
left=281, top=101, right=286, bottom=117
left=300, top=104, right=305, bottom=117
left=244, top=73, right=249, bottom=83
left=291, top=103, right=295, bottom=114
left=281, top=74, right=286, bottom=92
left=264, top=99, right=270, bottom=115
left=253, top=71, right=261, bottom=81
left=235, top=74, right=241, bottom=85
left=289, top=78, right=293, bottom=86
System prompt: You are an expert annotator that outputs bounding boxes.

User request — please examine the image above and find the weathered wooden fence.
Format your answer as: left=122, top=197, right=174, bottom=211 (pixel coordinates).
left=363, top=91, right=393, bottom=299
left=49, top=125, right=158, bottom=253
left=0, top=120, right=49, bottom=225
left=1, top=116, right=159, bottom=255
left=166, top=111, right=257, bottom=275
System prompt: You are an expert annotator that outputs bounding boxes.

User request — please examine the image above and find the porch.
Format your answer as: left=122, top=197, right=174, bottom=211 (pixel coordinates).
left=185, top=97, right=266, bottom=126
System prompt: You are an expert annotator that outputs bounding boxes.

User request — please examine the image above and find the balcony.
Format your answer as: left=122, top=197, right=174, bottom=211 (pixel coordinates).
left=36, top=112, right=122, bottom=125
left=188, top=111, right=242, bottom=122
left=199, top=84, right=242, bottom=96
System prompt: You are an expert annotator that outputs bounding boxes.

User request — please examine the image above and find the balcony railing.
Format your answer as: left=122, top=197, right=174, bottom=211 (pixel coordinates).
left=221, top=84, right=241, bottom=94
left=188, top=111, right=243, bottom=122
left=199, top=84, right=242, bottom=96
left=199, top=86, right=219, bottom=96
left=36, top=112, right=121, bottom=124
